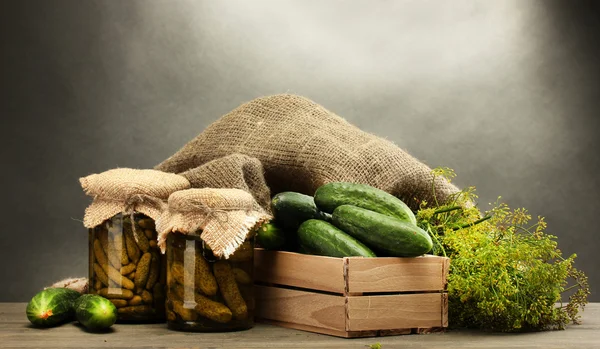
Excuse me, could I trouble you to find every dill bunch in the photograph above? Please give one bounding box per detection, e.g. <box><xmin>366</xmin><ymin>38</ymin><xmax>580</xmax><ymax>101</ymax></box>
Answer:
<box><xmin>416</xmin><ymin>168</ymin><xmax>590</xmax><ymax>332</ymax></box>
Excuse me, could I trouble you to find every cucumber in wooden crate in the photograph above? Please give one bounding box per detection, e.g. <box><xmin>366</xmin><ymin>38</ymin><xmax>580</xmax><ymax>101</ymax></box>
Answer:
<box><xmin>332</xmin><ymin>205</ymin><xmax>432</xmax><ymax>257</ymax></box>
<box><xmin>314</xmin><ymin>182</ymin><xmax>417</xmax><ymax>225</ymax></box>
<box><xmin>256</xmin><ymin>221</ymin><xmax>287</xmax><ymax>250</ymax></box>
<box><xmin>297</xmin><ymin>219</ymin><xmax>376</xmax><ymax>258</ymax></box>
<box><xmin>271</xmin><ymin>192</ymin><xmax>329</xmax><ymax>230</ymax></box>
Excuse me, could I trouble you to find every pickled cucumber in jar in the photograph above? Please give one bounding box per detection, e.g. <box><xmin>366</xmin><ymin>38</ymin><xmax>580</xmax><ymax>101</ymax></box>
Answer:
<box><xmin>166</xmin><ymin>233</ymin><xmax>255</xmax><ymax>332</ymax></box>
<box><xmin>89</xmin><ymin>213</ymin><xmax>166</xmax><ymax>323</ymax></box>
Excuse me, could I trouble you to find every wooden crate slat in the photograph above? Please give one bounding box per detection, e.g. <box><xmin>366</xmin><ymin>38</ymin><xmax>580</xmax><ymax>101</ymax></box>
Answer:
<box><xmin>441</xmin><ymin>293</ymin><xmax>449</xmax><ymax>327</ymax></box>
<box><xmin>254</xmin><ymin>249</ymin><xmax>345</xmax><ymax>293</ymax></box>
<box><xmin>346</xmin><ymin>293</ymin><xmax>445</xmax><ymax>331</ymax></box>
<box><xmin>346</xmin><ymin>255</ymin><xmax>448</xmax><ymax>293</ymax></box>
<box><xmin>254</xmin><ymin>285</ymin><xmax>347</xmax><ymax>332</ymax></box>
<box><xmin>258</xmin><ymin>319</ymin><xmax>378</xmax><ymax>338</ymax></box>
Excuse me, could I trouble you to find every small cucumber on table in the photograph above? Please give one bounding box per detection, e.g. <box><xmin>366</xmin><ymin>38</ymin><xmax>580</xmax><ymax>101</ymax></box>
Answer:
<box><xmin>26</xmin><ymin>288</ymin><xmax>81</xmax><ymax>327</ymax></box>
<box><xmin>297</xmin><ymin>219</ymin><xmax>376</xmax><ymax>258</ymax></box>
<box><xmin>332</xmin><ymin>205</ymin><xmax>432</xmax><ymax>257</ymax></box>
<box><xmin>314</xmin><ymin>182</ymin><xmax>417</xmax><ymax>225</ymax></box>
<box><xmin>271</xmin><ymin>192</ymin><xmax>329</xmax><ymax>230</ymax></box>
<box><xmin>75</xmin><ymin>294</ymin><xmax>117</xmax><ymax>331</ymax></box>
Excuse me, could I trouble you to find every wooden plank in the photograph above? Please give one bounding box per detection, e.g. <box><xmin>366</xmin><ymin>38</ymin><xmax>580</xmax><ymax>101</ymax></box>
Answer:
<box><xmin>346</xmin><ymin>255</ymin><xmax>448</xmax><ymax>293</ymax></box>
<box><xmin>254</xmin><ymin>285</ymin><xmax>347</xmax><ymax>332</ymax></box>
<box><xmin>442</xmin><ymin>257</ymin><xmax>450</xmax><ymax>290</ymax></box>
<box><xmin>441</xmin><ymin>293</ymin><xmax>449</xmax><ymax>327</ymax></box>
<box><xmin>257</xmin><ymin>319</ymin><xmax>356</xmax><ymax>338</ymax></box>
<box><xmin>346</xmin><ymin>293</ymin><xmax>444</xmax><ymax>331</ymax></box>
<box><xmin>379</xmin><ymin>328</ymin><xmax>413</xmax><ymax>336</ymax></box>
<box><xmin>257</xmin><ymin>319</ymin><xmax>379</xmax><ymax>338</ymax></box>
<box><xmin>1</xmin><ymin>303</ymin><xmax>600</xmax><ymax>348</ymax></box>
<box><xmin>254</xmin><ymin>249</ymin><xmax>345</xmax><ymax>293</ymax></box>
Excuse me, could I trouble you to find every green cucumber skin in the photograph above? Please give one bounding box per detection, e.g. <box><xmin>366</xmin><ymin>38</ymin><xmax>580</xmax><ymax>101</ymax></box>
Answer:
<box><xmin>257</xmin><ymin>222</ymin><xmax>287</xmax><ymax>250</ymax></box>
<box><xmin>75</xmin><ymin>294</ymin><xmax>117</xmax><ymax>330</ymax></box>
<box><xmin>297</xmin><ymin>219</ymin><xmax>376</xmax><ymax>258</ymax></box>
<box><xmin>271</xmin><ymin>192</ymin><xmax>329</xmax><ymax>230</ymax></box>
<box><xmin>332</xmin><ymin>205</ymin><xmax>432</xmax><ymax>257</ymax></box>
<box><xmin>26</xmin><ymin>288</ymin><xmax>81</xmax><ymax>327</ymax></box>
<box><xmin>314</xmin><ymin>182</ymin><xmax>417</xmax><ymax>225</ymax></box>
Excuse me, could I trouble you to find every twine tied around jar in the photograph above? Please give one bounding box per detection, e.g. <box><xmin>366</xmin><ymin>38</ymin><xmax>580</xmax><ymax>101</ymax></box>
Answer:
<box><xmin>120</xmin><ymin>194</ymin><xmax>166</xmax><ymax>243</ymax></box>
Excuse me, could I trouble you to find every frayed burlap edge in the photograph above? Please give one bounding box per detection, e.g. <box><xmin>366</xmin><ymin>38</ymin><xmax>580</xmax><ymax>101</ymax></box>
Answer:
<box><xmin>156</xmin><ymin>188</ymin><xmax>272</xmax><ymax>258</ymax></box>
<box><xmin>81</xmin><ymin>197</ymin><xmax>165</xmax><ymax>229</ymax></box>
<box><xmin>79</xmin><ymin>169</ymin><xmax>191</xmax><ymax>228</ymax></box>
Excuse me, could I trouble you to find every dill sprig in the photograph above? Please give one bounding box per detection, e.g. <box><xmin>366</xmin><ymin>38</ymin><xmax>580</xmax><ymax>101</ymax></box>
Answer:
<box><xmin>417</xmin><ymin>168</ymin><xmax>590</xmax><ymax>332</ymax></box>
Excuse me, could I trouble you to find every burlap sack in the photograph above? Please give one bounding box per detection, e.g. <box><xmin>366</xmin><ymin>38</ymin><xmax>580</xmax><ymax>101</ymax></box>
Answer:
<box><xmin>80</xmin><ymin>168</ymin><xmax>191</xmax><ymax>228</ymax></box>
<box><xmin>179</xmin><ymin>154</ymin><xmax>271</xmax><ymax>214</ymax></box>
<box><xmin>156</xmin><ymin>94</ymin><xmax>461</xmax><ymax>209</ymax></box>
<box><xmin>156</xmin><ymin>188</ymin><xmax>272</xmax><ymax>258</ymax></box>
<box><xmin>45</xmin><ymin>277</ymin><xmax>89</xmax><ymax>294</ymax></box>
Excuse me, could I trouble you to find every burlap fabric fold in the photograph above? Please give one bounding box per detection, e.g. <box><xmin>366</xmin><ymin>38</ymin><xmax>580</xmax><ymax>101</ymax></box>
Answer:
<box><xmin>45</xmin><ymin>277</ymin><xmax>89</xmax><ymax>294</ymax></box>
<box><xmin>156</xmin><ymin>188</ymin><xmax>272</xmax><ymax>258</ymax></box>
<box><xmin>179</xmin><ymin>154</ymin><xmax>271</xmax><ymax>214</ymax></box>
<box><xmin>80</xmin><ymin>168</ymin><xmax>191</xmax><ymax>228</ymax></box>
<box><xmin>156</xmin><ymin>94</ymin><xmax>461</xmax><ymax>209</ymax></box>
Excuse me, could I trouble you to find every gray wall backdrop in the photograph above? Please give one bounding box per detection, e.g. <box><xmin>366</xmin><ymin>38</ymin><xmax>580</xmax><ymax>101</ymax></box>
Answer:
<box><xmin>1</xmin><ymin>0</ymin><xmax>598</xmax><ymax>302</ymax></box>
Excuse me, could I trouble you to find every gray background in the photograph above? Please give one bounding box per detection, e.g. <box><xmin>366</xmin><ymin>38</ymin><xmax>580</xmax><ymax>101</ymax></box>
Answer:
<box><xmin>1</xmin><ymin>0</ymin><xmax>598</xmax><ymax>302</ymax></box>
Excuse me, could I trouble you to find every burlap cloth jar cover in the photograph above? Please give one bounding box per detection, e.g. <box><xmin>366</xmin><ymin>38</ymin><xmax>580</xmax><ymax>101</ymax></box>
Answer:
<box><xmin>80</xmin><ymin>168</ymin><xmax>191</xmax><ymax>228</ymax></box>
<box><xmin>156</xmin><ymin>188</ymin><xmax>272</xmax><ymax>259</ymax></box>
<box><xmin>156</xmin><ymin>188</ymin><xmax>273</xmax><ymax>259</ymax></box>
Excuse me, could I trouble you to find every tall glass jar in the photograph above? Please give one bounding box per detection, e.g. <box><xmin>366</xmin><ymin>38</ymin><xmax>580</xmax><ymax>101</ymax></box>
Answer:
<box><xmin>166</xmin><ymin>233</ymin><xmax>255</xmax><ymax>332</ymax></box>
<box><xmin>89</xmin><ymin>212</ymin><xmax>166</xmax><ymax>322</ymax></box>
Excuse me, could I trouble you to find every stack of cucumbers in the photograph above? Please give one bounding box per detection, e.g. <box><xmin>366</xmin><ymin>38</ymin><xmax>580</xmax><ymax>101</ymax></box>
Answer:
<box><xmin>257</xmin><ymin>182</ymin><xmax>433</xmax><ymax>258</ymax></box>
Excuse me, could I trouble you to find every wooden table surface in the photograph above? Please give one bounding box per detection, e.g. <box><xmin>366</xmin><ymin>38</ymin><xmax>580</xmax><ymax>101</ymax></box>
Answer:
<box><xmin>1</xmin><ymin>303</ymin><xmax>598</xmax><ymax>349</ymax></box>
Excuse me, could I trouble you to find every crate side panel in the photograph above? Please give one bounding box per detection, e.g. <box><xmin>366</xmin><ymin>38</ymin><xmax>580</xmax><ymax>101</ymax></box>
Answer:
<box><xmin>254</xmin><ymin>249</ymin><xmax>345</xmax><ymax>293</ymax></box>
<box><xmin>347</xmin><ymin>256</ymin><xmax>448</xmax><ymax>293</ymax></box>
<box><xmin>254</xmin><ymin>285</ymin><xmax>347</xmax><ymax>332</ymax></box>
<box><xmin>347</xmin><ymin>293</ymin><xmax>444</xmax><ymax>331</ymax></box>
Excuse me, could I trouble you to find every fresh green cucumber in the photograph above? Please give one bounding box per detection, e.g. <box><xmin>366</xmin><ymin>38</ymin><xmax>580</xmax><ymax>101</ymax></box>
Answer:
<box><xmin>314</xmin><ymin>182</ymin><xmax>417</xmax><ymax>225</ymax></box>
<box><xmin>297</xmin><ymin>219</ymin><xmax>376</xmax><ymax>258</ymax></box>
<box><xmin>75</xmin><ymin>294</ymin><xmax>117</xmax><ymax>331</ymax></box>
<box><xmin>26</xmin><ymin>288</ymin><xmax>81</xmax><ymax>327</ymax></box>
<box><xmin>332</xmin><ymin>205</ymin><xmax>432</xmax><ymax>257</ymax></box>
<box><xmin>271</xmin><ymin>192</ymin><xmax>329</xmax><ymax>230</ymax></box>
<box><xmin>256</xmin><ymin>221</ymin><xmax>287</xmax><ymax>250</ymax></box>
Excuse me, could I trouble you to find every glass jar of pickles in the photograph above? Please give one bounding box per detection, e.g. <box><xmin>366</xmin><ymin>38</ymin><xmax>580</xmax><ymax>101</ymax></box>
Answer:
<box><xmin>80</xmin><ymin>168</ymin><xmax>192</xmax><ymax>323</ymax></box>
<box><xmin>156</xmin><ymin>187</ymin><xmax>271</xmax><ymax>332</ymax></box>
<box><xmin>166</xmin><ymin>233</ymin><xmax>255</xmax><ymax>331</ymax></box>
<box><xmin>89</xmin><ymin>213</ymin><xmax>166</xmax><ymax>322</ymax></box>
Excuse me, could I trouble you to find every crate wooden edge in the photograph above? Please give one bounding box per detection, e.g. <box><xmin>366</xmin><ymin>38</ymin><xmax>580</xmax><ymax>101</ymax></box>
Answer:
<box><xmin>258</xmin><ymin>319</ymin><xmax>447</xmax><ymax>338</ymax></box>
<box><xmin>254</xmin><ymin>248</ymin><xmax>450</xmax><ymax>294</ymax></box>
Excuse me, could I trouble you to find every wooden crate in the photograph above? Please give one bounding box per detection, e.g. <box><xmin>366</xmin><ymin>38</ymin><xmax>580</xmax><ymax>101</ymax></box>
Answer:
<box><xmin>253</xmin><ymin>248</ymin><xmax>449</xmax><ymax>338</ymax></box>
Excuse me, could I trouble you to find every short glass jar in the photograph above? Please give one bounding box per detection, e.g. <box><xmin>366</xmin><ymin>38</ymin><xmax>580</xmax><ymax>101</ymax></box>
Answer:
<box><xmin>88</xmin><ymin>213</ymin><xmax>166</xmax><ymax>322</ymax></box>
<box><xmin>166</xmin><ymin>233</ymin><xmax>255</xmax><ymax>331</ymax></box>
